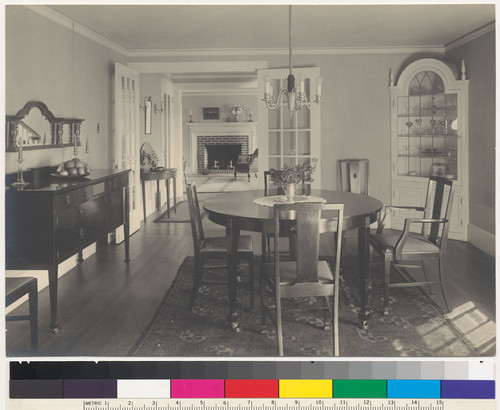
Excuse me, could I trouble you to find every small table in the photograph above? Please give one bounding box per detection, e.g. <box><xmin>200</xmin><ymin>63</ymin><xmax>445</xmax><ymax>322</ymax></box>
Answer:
<box><xmin>141</xmin><ymin>168</ymin><xmax>177</xmax><ymax>221</ymax></box>
<box><xmin>203</xmin><ymin>189</ymin><xmax>383</xmax><ymax>331</ymax></box>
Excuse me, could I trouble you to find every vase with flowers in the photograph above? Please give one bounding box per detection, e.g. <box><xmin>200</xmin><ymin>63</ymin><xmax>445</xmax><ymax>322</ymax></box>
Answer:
<box><xmin>231</xmin><ymin>104</ymin><xmax>244</xmax><ymax>122</ymax></box>
<box><xmin>270</xmin><ymin>160</ymin><xmax>316</xmax><ymax>201</ymax></box>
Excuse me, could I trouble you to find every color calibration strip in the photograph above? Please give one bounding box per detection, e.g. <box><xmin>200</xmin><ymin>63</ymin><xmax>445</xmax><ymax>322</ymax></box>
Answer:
<box><xmin>9</xmin><ymin>378</ymin><xmax>495</xmax><ymax>399</ymax></box>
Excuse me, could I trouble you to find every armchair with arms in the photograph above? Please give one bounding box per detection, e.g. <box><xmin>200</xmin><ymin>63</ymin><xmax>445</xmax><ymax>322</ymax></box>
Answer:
<box><xmin>369</xmin><ymin>175</ymin><xmax>454</xmax><ymax>315</ymax></box>
<box><xmin>233</xmin><ymin>149</ymin><xmax>258</xmax><ymax>182</ymax></box>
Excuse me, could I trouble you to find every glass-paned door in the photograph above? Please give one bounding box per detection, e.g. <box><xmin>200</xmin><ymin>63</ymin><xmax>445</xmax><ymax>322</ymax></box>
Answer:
<box><xmin>257</xmin><ymin>67</ymin><xmax>321</xmax><ymax>188</ymax></box>
<box><xmin>114</xmin><ymin>62</ymin><xmax>141</xmax><ymax>238</ymax></box>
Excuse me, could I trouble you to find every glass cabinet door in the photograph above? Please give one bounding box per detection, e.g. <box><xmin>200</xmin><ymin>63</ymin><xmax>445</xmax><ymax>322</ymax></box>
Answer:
<box><xmin>396</xmin><ymin>71</ymin><xmax>458</xmax><ymax>180</ymax></box>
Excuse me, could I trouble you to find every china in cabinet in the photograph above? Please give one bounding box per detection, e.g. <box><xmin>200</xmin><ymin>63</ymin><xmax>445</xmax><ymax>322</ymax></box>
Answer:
<box><xmin>390</xmin><ymin>58</ymin><xmax>468</xmax><ymax>240</ymax></box>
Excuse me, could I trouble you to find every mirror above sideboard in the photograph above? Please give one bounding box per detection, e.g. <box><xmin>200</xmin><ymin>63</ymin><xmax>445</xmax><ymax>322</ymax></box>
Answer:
<box><xmin>6</xmin><ymin>101</ymin><xmax>84</xmax><ymax>152</ymax></box>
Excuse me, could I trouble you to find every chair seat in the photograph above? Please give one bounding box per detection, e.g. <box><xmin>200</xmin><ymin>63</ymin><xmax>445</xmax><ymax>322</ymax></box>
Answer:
<box><xmin>370</xmin><ymin>229</ymin><xmax>440</xmax><ymax>256</ymax></box>
<box><xmin>201</xmin><ymin>235</ymin><xmax>253</xmax><ymax>254</ymax></box>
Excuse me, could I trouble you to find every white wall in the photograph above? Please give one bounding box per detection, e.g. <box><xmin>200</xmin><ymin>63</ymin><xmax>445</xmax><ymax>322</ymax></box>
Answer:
<box><xmin>6</xmin><ymin>6</ymin><xmax>127</xmax><ymax>173</ymax></box>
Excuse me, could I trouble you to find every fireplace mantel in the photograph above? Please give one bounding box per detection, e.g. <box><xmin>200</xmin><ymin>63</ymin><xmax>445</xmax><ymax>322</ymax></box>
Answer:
<box><xmin>187</xmin><ymin>122</ymin><xmax>258</xmax><ymax>174</ymax></box>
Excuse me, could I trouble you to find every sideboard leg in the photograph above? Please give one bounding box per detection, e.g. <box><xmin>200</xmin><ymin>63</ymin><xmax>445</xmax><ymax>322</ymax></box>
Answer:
<box><xmin>124</xmin><ymin>185</ymin><xmax>131</xmax><ymax>263</ymax></box>
<box><xmin>48</xmin><ymin>267</ymin><xmax>59</xmax><ymax>334</ymax></box>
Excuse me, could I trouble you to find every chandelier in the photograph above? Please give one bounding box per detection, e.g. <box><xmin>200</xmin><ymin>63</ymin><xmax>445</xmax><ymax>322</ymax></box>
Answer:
<box><xmin>263</xmin><ymin>5</ymin><xmax>323</xmax><ymax>113</ymax></box>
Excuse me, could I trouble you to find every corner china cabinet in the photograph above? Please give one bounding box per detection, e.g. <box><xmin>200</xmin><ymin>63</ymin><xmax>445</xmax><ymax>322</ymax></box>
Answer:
<box><xmin>390</xmin><ymin>58</ymin><xmax>468</xmax><ymax>240</ymax></box>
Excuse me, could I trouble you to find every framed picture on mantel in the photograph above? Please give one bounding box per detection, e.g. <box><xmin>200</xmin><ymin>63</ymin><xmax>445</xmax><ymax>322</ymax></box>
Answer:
<box><xmin>203</xmin><ymin>107</ymin><xmax>220</xmax><ymax>120</ymax></box>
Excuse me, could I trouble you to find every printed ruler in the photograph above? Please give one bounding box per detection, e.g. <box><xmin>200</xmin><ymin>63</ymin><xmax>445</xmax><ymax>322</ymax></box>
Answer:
<box><xmin>6</xmin><ymin>398</ymin><xmax>496</xmax><ymax>410</ymax></box>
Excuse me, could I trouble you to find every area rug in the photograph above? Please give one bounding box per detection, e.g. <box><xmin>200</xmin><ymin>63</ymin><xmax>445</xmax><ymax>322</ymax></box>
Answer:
<box><xmin>186</xmin><ymin>174</ymin><xmax>260</xmax><ymax>193</ymax></box>
<box><xmin>130</xmin><ymin>255</ymin><xmax>480</xmax><ymax>357</ymax></box>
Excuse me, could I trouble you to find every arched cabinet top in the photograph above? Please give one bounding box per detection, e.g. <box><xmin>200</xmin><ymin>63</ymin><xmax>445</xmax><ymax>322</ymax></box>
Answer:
<box><xmin>394</xmin><ymin>58</ymin><xmax>468</xmax><ymax>91</ymax></box>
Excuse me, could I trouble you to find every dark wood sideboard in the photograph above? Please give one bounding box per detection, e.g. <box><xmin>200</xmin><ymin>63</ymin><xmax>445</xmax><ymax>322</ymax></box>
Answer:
<box><xmin>5</xmin><ymin>168</ymin><xmax>131</xmax><ymax>333</ymax></box>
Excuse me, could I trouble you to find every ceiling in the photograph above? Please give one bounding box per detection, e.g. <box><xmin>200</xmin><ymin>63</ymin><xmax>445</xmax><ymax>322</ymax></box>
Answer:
<box><xmin>46</xmin><ymin>4</ymin><xmax>495</xmax><ymax>51</ymax></box>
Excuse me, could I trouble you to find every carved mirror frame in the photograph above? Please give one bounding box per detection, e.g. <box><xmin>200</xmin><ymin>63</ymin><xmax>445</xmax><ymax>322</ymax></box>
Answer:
<box><xmin>6</xmin><ymin>101</ymin><xmax>84</xmax><ymax>152</ymax></box>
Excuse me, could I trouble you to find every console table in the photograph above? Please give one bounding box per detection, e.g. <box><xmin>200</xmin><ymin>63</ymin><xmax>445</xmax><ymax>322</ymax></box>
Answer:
<box><xmin>5</xmin><ymin>169</ymin><xmax>131</xmax><ymax>333</ymax></box>
<box><xmin>141</xmin><ymin>168</ymin><xmax>177</xmax><ymax>221</ymax></box>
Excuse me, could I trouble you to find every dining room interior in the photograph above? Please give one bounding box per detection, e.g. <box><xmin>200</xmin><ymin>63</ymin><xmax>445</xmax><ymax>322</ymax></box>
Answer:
<box><xmin>4</xmin><ymin>3</ymin><xmax>496</xmax><ymax>358</ymax></box>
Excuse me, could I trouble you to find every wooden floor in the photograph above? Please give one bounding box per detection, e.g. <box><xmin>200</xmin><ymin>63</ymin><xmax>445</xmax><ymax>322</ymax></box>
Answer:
<box><xmin>5</xmin><ymin>185</ymin><xmax>496</xmax><ymax>357</ymax></box>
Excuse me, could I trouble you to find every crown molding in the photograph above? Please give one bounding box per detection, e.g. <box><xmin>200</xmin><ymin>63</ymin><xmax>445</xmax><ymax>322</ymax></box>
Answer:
<box><xmin>128</xmin><ymin>46</ymin><xmax>445</xmax><ymax>58</ymax></box>
<box><xmin>445</xmin><ymin>21</ymin><xmax>495</xmax><ymax>52</ymax></box>
<box><xmin>24</xmin><ymin>5</ymin><xmax>127</xmax><ymax>55</ymax></box>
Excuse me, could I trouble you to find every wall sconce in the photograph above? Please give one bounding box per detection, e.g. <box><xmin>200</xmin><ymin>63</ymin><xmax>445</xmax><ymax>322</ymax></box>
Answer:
<box><xmin>139</xmin><ymin>97</ymin><xmax>152</xmax><ymax>134</ymax></box>
<box><xmin>154</xmin><ymin>102</ymin><xmax>164</xmax><ymax>115</ymax></box>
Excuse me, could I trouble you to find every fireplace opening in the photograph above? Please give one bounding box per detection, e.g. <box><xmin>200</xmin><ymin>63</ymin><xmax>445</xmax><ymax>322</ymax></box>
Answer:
<box><xmin>205</xmin><ymin>144</ymin><xmax>242</xmax><ymax>170</ymax></box>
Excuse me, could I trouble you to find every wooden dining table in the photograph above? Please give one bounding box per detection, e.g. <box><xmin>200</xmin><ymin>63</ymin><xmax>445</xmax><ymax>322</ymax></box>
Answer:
<box><xmin>203</xmin><ymin>189</ymin><xmax>383</xmax><ymax>331</ymax></box>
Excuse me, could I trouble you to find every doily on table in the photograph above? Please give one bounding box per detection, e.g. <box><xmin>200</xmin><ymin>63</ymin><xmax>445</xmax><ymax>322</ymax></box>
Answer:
<box><xmin>253</xmin><ymin>195</ymin><xmax>326</xmax><ymax>207</ymax></box>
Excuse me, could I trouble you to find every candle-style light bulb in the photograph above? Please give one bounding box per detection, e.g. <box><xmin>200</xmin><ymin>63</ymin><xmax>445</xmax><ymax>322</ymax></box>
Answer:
<box><xmin>315</xmin><ymin>77</ymin><xmax>323</xmax><ymax>99</ymax></box>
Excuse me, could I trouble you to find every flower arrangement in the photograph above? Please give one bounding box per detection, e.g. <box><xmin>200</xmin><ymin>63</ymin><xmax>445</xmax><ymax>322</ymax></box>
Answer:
<box><xmin>270</xmin><ymin>159</ymin><xmax>317</xmax><ymax>192</ymax></box>
<box><xmin>143</xmin><ymin>150</ymin><xmax>160</xmax><ymax>170</ymax></box>
<box><xmin>231</xmin><ymin>104</ymin><xmax>244</xmax><ymax>117</ymax></box>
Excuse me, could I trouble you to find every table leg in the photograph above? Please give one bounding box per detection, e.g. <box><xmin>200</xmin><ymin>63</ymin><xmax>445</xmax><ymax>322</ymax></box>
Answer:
<box><xmin>166</xmin><ymin>178</ymin><xmax>171</xmax><ymax>218</ymax></box>
<box><xmin>141</xmin><ymin>180</ymin><xmax>147</xmax><ymax>223</ymax></box>
<box><xmin>156</xmin><ymin>180</ymin><xmax>161</xmax><ymax>211</ymax></box>
<box><xmin>48</xmin><ymin>266</ymin><xmax>59</xmax><ymax>334</ymax></box>
<box><xmin>357</xmin><ymin>215</ymin><xmax>371</xmax><ymax>329</ymax></box>
<box><xmin>227</xmin><ymin>216</ymin><xmax>241</xmax><ymax>332</ymax></box>
<box><xmin>173</xmin><ymin>176</ymin><xmax>177</xmax><ymax>213</ymax></box>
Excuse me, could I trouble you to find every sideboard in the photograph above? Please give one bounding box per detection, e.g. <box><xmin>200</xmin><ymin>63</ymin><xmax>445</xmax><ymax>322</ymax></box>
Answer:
<box><xmin>5</xmin><ymin>169</ymin><xmax>131</xmax><ymax>333</ymax></box>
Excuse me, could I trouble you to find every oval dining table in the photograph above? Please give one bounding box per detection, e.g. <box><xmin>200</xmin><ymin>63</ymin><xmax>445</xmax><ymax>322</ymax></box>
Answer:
<box><xmin>203</xmin><ymin>189</ymin><xmax>383</xmax><ymax>332</ymax></box>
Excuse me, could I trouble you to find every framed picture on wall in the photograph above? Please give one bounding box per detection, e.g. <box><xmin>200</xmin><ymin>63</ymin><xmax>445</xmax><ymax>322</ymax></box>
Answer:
<box><xmin>203</xmin><ymin>107</ymin><xmax>220</xmax><ymax>120</ymax></box>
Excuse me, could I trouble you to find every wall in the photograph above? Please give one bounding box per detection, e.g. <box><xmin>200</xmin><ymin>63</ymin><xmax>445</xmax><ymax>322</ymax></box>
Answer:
<box><xmin>5</xmin><ymin>6</ymin><xmax>127</xmax><ymax>173</ymax></box>
<box><xmin>446</xmin><ymin>31</ymin><xmax>496</xmax><ymax>236</ymax></box>
<box><xmin>182</xmin><ymin>94</ymin><xmax>257</xmax><ymax>171</ymax></box>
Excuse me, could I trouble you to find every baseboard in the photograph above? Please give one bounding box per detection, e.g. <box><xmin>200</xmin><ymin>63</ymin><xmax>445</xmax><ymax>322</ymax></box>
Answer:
<box><xmin>5</xmin><ymin>243</ymin><xmax>97</xmax><ymax>313</ymax></box>
<box><xmin>468</xmin><ymin>223</ymin><xmax>495</xmax><ymax>257</ymax></box>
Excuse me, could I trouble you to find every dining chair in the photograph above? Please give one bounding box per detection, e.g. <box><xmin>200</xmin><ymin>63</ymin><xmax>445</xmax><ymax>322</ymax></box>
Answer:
<box><xmin>260</xmin><ymin>202</ymin><xmax>344</xmax><ymax>356</ymax></box>
<box><xmin>338</xmin><ymin>159</ymin><xmax>369</xmax><ymax>195</ymax></box>
<box><xmin>369</xmin><ymin>175</ymin><xmax>454</xmax><ymax>315</ymax></box>
<box><xmin>186</xmin><ymin>183</ymin><xmax>254</xmax><ymax>310</ymax></box>
<box><xmin>329</xmin><ymin>159</ymin><xmax>370</xmax><ymax>272</ymax></box>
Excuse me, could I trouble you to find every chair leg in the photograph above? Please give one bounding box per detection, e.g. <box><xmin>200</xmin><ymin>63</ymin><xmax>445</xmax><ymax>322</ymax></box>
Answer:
<box><xmin>422</xmin><ymin>260</ymin><xmax>433</xmax><ymax>295</ymax></box>
<box><xmin>248</xmin><ymin>255</ymin><xmax>255</xmax><ymax>311</ymax></box>
<box><xmin>189</xmin><ymin>257</ymin><xmax>204</xmax><ymax>310</ymax></box>
<box><xmin>322</xmin><ymin>297</ymin><xmax>331</xmax><ymax>330</ymax></box>
<box><xmin>332</xmin><ymin>294</ymin><xmax>339</xmax><ymax>357</ymax></box>
<box><xmin>383</xmin><ymin>253</ymin><xmax>391</xmax><ymax>316</ymax></box>
<box><xmin>28</xmin><ymin>280</ymin><xmax>38</xmax><ymax>352</ymax></box>
<box><xmin>276</xmin><ymin>294</ymin><xmax>284</xmax><ymax>356</ymax></box>
<box><xmin>259</xmin><ymin>268</ymin><xmax>267</xmax><ymax>333</ymax></box>
<box><xmin>438</xmin><ymin>258</ymin><xmax>450</xmax><ymax>313</ymax></box>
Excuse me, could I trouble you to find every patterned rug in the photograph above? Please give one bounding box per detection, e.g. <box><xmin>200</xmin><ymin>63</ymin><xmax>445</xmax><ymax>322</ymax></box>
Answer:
<box><xmin>130</xmin><ymin>256</ymin><xmax>480</xmax><ymax>357</ymax></box>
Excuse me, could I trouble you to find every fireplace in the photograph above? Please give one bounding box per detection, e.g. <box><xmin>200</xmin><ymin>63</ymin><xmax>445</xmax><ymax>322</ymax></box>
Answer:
<box><xmin>206</xmin><ymin>144</ymin><xmax>242</xmax><ymax>171</ymax></box>
<box><xmin>196</xmin><ymin>135</ymin><xmax>249</xmax><ymax>174</ymax></box>
<box><xmin>187</xmin><ymin>122</ymin><xmax>257</xmax><ymax>174</ymax></box>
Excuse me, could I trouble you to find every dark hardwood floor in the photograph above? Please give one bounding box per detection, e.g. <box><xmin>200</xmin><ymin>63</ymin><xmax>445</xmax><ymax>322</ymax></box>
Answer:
<box><xmin>5</xmin><ymin>197</ymin><xmax>496</xmax><ymax>357</ymax></box>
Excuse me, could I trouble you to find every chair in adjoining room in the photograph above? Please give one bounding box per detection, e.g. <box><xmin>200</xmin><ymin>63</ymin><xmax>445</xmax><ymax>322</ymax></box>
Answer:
<box><xmin>6</xmin><ymin>277</ymin><xmax>38</xmax><ymax>352</ymax></box>
<box><xmin>260</xmin><ymin>202</ymin><xmax>344</xmax><ymax>356</ymax></box>
<box><xmin>369</xmin><ymin>175</ymin><xmax>454</xmax><ymax>315</ymax></box>
<box><xmin>186</xmin><ymin>183</ymin><xmax>254</xmax><ymax>310</ymax></box>
<box><xmin>233</xmin><ymin>148</ymin><xmax>258</xmax><ymax>182</ymax></box>
<box><xmin>328</xmin><ymin>159</ymin><xmax>370</xmax><ymax>269</ymax></box>
<box><xmin>338</xmin><ymin>159</ymin><xmax>370</xmax><ymax>195</ymax></box>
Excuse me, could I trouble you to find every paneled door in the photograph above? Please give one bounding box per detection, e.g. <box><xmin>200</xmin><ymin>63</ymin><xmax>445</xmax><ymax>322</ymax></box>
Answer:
<box><xmin>257</xmin><ymin>67</ymin><xmax>322</xmax><ymax>189</ymax></box>
<box><xmin>114</xmin><ymin>62</ymin><xmax>141</xmax><ymax>239</ymax></box>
